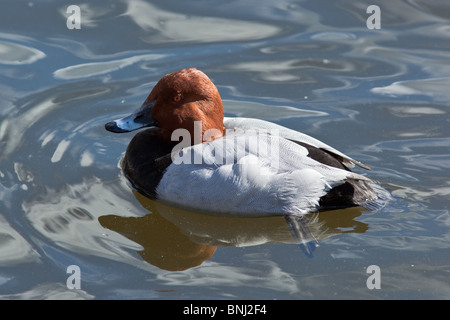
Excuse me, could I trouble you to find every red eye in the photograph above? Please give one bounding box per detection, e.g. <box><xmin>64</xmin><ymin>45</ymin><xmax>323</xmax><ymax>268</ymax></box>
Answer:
<box><xmin>173</xmin><ymin>95</ymin><xmax>181</xmax><ymax>102</ymax></box>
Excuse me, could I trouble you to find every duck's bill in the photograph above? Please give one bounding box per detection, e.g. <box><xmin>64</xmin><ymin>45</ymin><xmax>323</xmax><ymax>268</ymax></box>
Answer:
<box><xmin>105</xmin><ymin>100</ymin><xmax>157</xmax><ymax>133</ymax></box>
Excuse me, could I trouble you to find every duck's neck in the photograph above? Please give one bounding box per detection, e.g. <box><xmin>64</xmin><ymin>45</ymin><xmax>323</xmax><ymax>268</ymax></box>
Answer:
<box><xmin>190</xmin><ymin>120</ymin><xmax>224</xmax><ymax>145</ymax></box>
<box><xmin>162</xmin><ymin>120</ymin><xmax>225</xmax><ymax>147</ymax></box>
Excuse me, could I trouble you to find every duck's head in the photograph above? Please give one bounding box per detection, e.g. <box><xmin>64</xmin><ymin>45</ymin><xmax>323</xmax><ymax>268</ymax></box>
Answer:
<box><xmin>105</xmin><ymin>68</ymin><xmax>225</xmax><ymax>144</ymax></box>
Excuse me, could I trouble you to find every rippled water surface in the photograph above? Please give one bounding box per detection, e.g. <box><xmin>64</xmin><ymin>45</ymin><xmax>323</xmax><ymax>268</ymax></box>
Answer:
<box><xmin>1</xmin><ymin>0</ymin><xmax>449</xmax><ymax>299</ymax></box>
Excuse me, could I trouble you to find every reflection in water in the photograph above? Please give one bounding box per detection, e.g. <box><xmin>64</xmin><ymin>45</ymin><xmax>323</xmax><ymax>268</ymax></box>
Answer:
<box><xmin>0</xmin><ymin>283</ymin><xmax>94</xmax><ymax>300</ymax></box>
<box><xmin>372</xmin><ymin>77</ymin><xmax>450</xmax><ymax>100</ymax></box>
<box><xmin>223</xmin><ymin>100</ymin><xmax>327</xmax><ymax>120</ymax></box>
<box><xmin>0</xmin><ymin>214</ymin><xmax>40</xmax><ymax>266</ymax></box>
<box><xmin>53</xmin><ymin>54</ymin><xmax>167</xmax><ymax>80</ymax></box>
<box><xmin>124</xmin><ymin>0</ymin><xmax>280</xmax><ymax>43</ymax></box>
<box><xmin>99</xmin><ymin>190</ymin><xmax>368</xmax><ymax>271</ymax></box>
<box><xmin>0</xmin><ymin>38</ymin><xmax>46</xmax><ymax>65</ymax></box>
<box><xmin>100</xmin><ymin>206</ymin><xmax>217</xmax><ymax>272</ymax></box>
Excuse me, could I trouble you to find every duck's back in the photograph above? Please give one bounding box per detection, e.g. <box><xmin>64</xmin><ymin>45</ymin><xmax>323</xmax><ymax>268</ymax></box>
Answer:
<box><xmin>154</xmin><ymin>129</ymin><xmax>379</xmax><ymax>215</ymax></box>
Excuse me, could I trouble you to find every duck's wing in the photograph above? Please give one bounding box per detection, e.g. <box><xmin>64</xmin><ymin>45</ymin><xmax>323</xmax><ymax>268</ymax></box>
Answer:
<box><xmin>155</xmin><ymin>131</ymin><xmax>370</xmax><ymax>215</ymax></box>
<box><xmin>224</xmin><ymin>117</ymin><xmax>371</xmax><ymax>171</ymax></box>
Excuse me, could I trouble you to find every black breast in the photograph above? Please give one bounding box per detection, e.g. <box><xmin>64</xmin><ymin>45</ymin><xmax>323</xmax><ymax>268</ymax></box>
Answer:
<box><xmin>122</xmin><ymin>128</ymin><xmax>174</xmax><ymax>198</ymax></box>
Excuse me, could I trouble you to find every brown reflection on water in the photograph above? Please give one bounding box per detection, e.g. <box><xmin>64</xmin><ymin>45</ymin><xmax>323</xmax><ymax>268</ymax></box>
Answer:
<box><xmin>99</xmin><ymin>190</ymin><xmax>368</xmax><ymax>271</ymax></box>
<box><xmin>99</xmin><ymin>206</ymin><xmax>217</xmax><ymax>272</ymax></box>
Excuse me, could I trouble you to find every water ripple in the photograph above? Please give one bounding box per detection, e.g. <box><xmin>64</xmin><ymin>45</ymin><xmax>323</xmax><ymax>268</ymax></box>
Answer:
<box><xmin>0</xmin><ymin>36</ymin><xmax>46</xmax><ymax>65</ymax></box>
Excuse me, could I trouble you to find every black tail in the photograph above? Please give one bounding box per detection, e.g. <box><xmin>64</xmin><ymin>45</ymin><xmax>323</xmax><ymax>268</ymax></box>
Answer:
<box><xmin>319</xmin><ymin>179</ymin><xmax>392</xmax><ymax>211</ymax></box>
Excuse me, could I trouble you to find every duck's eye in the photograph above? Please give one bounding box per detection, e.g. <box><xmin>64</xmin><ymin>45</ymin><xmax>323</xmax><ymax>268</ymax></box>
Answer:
<box><xmin>173</xmin><ymin>95</ymin><xmax>182</xmax><ymax>102</ymax></box>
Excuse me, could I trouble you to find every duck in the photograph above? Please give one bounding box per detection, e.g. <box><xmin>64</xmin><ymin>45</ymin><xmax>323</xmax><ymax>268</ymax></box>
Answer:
<box><xmin>105</xmin><ymin>68</ymin><xmax>390</xmax><ymax>216</ymax></box>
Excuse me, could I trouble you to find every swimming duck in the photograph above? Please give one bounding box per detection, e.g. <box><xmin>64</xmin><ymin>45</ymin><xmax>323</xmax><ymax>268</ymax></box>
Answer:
<box><xmin>105</xmin><ymin>68</ymin><xmax>389</xmax><ymax>215</ymax></box>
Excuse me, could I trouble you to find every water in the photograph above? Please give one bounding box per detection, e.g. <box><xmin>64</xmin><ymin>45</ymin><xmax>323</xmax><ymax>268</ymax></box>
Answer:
<box><xmin>0</xmin><ymin>0</ymin><xmax>449</xmax><ymax>299</ymax></box>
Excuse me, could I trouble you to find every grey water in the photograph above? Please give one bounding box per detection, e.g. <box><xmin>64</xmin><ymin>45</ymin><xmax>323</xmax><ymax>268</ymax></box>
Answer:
<box><xmin>0</xmin><ymin>0</ymin><xmax>449</xmax><ymax>299</ymax></box>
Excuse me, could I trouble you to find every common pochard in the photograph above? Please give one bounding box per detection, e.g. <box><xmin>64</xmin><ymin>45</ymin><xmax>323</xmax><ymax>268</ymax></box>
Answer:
<box><xmin>105</xmin><ymin>68</ymin><xmax>390</xmax><ymax>216</ymax></box>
